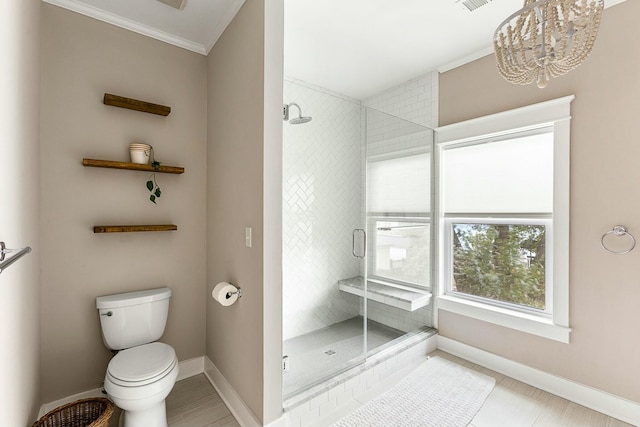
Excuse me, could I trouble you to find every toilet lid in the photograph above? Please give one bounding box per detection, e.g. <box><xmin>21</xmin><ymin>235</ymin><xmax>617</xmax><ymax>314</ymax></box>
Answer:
<box><xmin>108</xmin><ymin>342</ymin><xmax>176</xmax><ymax>385</ymax></box>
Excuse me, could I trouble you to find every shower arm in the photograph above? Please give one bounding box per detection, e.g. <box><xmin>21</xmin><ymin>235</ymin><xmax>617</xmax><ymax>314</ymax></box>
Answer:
<box><xmin>284</xmin><ymin>103</ymin><xmax>302</xmax><ymax>120</ymax></box>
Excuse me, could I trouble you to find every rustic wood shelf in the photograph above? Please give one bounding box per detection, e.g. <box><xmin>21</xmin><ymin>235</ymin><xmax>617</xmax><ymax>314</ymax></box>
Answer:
<box><xmin>82</xmin><ymin>158</ymin><xmax>184</xmax><ymax>174</ymax></box>
<box><xmin>93</xmin><ymin>225</ymin><xmax>178</xmax><ymax>233</ymax></box>
<box><xmin>103</xmin><ymin>93</ymin><xmax>171</xmax><ymax>116</ymax></box>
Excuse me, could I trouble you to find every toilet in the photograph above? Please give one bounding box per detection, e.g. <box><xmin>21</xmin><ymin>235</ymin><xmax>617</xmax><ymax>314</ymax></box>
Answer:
<box><xmin>96</xmin><ymin>287</ymin><xmax>179</xmax><ymax>427</ymax></box>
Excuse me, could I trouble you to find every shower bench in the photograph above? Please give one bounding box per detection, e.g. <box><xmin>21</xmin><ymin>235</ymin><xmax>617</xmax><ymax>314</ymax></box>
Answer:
<box><xmin>338</xmin><ymin>276</ymin><xmax>431</xmax><ymax>311</ymax></box>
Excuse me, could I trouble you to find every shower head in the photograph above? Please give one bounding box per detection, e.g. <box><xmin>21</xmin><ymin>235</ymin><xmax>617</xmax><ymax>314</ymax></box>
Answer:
<box><xmin>289</xmin><ymin>116</ymin><xmax>312</xmax><ymax>125</ymax></box>
<box><xmin>283</xmin><ymin>102</ymin><xmax>312</xmax><ymax>125</ymax></box>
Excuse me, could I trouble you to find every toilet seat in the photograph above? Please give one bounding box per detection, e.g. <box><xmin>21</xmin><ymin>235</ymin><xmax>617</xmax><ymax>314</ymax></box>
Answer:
<box><xmin>107</xmin><ymin>342</ymin><xmax>177</xmax><ymax>387</ymax></box>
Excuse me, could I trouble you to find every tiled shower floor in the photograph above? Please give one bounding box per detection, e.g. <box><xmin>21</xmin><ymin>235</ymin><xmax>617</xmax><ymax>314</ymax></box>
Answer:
<box><xmin>283</xmin><ymin>316</ymin><xmax>404</xmax><ymax>398</ymax></box>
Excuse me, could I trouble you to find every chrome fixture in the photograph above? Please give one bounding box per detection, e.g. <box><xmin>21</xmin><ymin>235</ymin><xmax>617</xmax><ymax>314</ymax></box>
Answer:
<box><xmin>283</xmin><ymin>102</ymin><xmax>312</xmax><ymax>124</ymax></box>
<box><xmin>0</xmin><ymin>241</ymin><xmax>32</xmax><ymax>274</ymax></box>
<box><xmin>601</xmin><ymin>225</ymin><xmax>636</xmax><ymax>255</ymax></box>
<box><xmin>352</xmin><ymin>229</ymin><xmax>366</xmax><ymax>259</ymax></box>
<box><xmin>493</xmin><ymin>0</ymin><xmax>604</xmax><ymax>88</ymax></box>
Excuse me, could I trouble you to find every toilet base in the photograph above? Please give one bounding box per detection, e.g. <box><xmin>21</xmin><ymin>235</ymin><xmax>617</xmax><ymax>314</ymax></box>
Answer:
<box><xmin>118</xmin><ymin>401</ymin><xmax>167</xmax><ymax>427</ymax></box>
<box><xmin>104</xmin><ymin>347</ymin><xmax>178</xmax><ymax>427</ymax></box>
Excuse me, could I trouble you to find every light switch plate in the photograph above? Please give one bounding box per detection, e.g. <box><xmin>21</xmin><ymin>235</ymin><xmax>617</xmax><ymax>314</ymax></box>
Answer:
<box><xmin>245</xmin><ymin>227</ymin><xmax>252</xmax><ymax>248</ymax></box>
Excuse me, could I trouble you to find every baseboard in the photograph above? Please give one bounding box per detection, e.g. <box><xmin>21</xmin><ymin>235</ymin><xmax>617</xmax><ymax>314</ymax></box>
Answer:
<box><xmin>176</xmin><ymin>355</ymin><xmax>205</xmax><ymax>382</ymax></box>
<box><xmin>38</xmin><ymin>387</ymin><xmax>106</xmax><ymax>418</ymax></box>
<box><xmin>437</xmin><ymin>336</ymin><xmax>640</xmax><ymax>426</ymax></box>
<box><xmin>203</xmin><ymin>356</ymin><xmax>263</xmax><ymax>427</ymax></box>
<box><xmin>37</xmin><ymin>356</ymin><xmax>205</xmax><ymax>418</ymax></box>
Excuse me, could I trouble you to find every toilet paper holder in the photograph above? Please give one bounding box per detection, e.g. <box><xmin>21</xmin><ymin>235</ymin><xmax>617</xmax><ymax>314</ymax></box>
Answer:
<box><xmin>212</xmin><ymin>281</ymin><xmax>242</xmax><ymax>307</ymax></box>
<box><xmin>226</xmin><ymin>288</ymin><xmax>242</xmax><ymax>299</ymax></box>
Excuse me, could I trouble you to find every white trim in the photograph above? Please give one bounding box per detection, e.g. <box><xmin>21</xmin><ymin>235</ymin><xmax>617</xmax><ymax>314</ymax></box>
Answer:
<box><xmin>263</xmin><ymin>0</ymin><xmax>285</xmax><ymax>424</ymax></box>
<box><xmin>176</xmin><ymin>355</ymin><xmax>205</xmax><ymax>382</ymax></box>
<box><xmin>552</xmin><ymin>117</ymin><xmax>571</xmax><ymax>327</ymax></box>
<box><xmin>435</xmin><ymin>95</ymin><xmax>575</xmax><ymax>144</ymax></box>
<box><xmin>203</xmin><ymin>0</ymin><xmax>246</xmax><ymax>54</ymax></box>
<box><xmin>203</xmin><ymin>356</ymin><xmax>262</xmax><ymax>427</ymax></box>
<box><xmin>434</xmin><ymin>95</ymin><xmax>574</xmax><ymax>342</ymax></box>
<box><xmin>437</xmin><ymin>296</ymin><xmax>571</xmax><ymax>343</ymax></box>
<box><xmin>37</xmin><ymin>356</ymin><xmax>205</xmax><ymax>418</ymax></box>
<box><xmin>38</xmin><ymin>387</ymin><xmax>105</xmax><ymax>418</ymax></box>
<box><xmin>437</xmin><ymin>336</ymin><xmax>640</xmax><ymax>426</ymax></box>
<box><xmin>42</xmin><ymin>0</ymin><xmax>207</xmax><ymax>55</ymax></box>
<box><xmin>437</xmin><ymin>46</ymin><xmax>495</xmax><ymax>73</ymax></box>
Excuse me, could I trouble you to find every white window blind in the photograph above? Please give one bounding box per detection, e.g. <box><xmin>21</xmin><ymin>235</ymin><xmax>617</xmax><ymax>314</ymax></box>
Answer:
<box><xmin>367</xmin><ymin>152</ymin><xmax>430</xmax><ymax>214</ymax></box>
<box><xmin>442</xmin><ymin>130</ymin><xmax>553</xmax><ymax>214</ymax></box>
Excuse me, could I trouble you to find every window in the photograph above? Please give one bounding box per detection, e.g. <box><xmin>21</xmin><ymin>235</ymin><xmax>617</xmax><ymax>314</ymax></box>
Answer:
<box><xmin>451</xmin><ymin>221</ymin><xmax>549</xmax><ymax>311</ymax></box>
<box><xmin>435</xmin><ymin>96</ymin><xmax>573</xmax><ymax>343</ymax></box>
<box><xmin>367</xmin><ymin>151</ymin><xmax>431</xmax><ymax>289</ymax></box>
<box><xmin>370</xmin><ymin>219</ymin><xmax>430</xmax><ymax>287</ymax></box>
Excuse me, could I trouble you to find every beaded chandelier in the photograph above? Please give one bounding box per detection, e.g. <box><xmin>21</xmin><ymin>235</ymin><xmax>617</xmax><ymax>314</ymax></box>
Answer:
<box><xmin>493</xmin><ymin>0</ymin><xmax>604</xmax><ymax>88</ymax></box>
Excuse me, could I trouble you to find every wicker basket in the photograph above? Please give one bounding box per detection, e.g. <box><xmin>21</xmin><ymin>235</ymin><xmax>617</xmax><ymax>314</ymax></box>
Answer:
<box><xmin>32</xmin><ymin>398</ymin><xmax>114</xmax><ymax>427</ymax></box>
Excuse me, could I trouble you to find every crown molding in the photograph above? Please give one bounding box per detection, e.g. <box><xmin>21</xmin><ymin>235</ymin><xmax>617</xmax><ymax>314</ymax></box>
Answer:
<box><xmin>437</xmin><ymin>46</ymin><xmax>494</xmax><ymax>73</ymax></box>
<box><xmin>42</xmin><ymin>0</ymin><xmax>207</xmax><ymax>55</ymax></box>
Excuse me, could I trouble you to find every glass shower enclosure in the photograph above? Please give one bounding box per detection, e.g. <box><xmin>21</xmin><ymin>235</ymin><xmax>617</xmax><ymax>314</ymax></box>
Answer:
<box><xmin>282</xmin><ymin>85</ymin><xmax>434</xmax><ymax>399</ymax></box>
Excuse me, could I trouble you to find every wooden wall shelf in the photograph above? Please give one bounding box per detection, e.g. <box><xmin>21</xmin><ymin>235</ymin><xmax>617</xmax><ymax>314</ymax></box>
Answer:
<box><xmin>83</xmin><ymin>158</ymin><xmax>184</xmax><ymax>174</ymax></box>
<box><xmin>103</xmin><ymin>93</ymin><xmax>171</xmax><ymax>116</ymax></box>
<box><xmin>94</xmin><ymin>225</ymin><xmax>178</xmax><ymax>233</ymax></box>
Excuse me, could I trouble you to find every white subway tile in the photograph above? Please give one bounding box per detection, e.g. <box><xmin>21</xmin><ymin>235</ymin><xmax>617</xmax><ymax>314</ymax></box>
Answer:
<box><xmin>318</xmin><ymin>395</ymin><xmax>338</xmax><ymax>416</ymax></box>
<box><xmin>300</xmin><ymin>407</ymin><xmax>321</xmax><ymax>427</ymax></box>
<box><xmin>308</xmin><ymin>392</ymin><xmax>329</xmax><ymax>411</ymax></box>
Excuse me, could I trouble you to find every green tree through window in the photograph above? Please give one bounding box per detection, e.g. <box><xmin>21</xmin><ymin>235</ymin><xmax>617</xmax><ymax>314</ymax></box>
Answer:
<box><xmin>452</xmin><ymin>224</ymin><xmax>546</xmax><ymax>310</ymax></box>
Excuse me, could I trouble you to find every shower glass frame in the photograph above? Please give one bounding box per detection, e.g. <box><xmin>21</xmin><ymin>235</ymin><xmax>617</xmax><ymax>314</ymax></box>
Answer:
<box><xmin>281</xmin><ymin>103</ymin><xmax>434</xmax><ymax>400</ymax></box>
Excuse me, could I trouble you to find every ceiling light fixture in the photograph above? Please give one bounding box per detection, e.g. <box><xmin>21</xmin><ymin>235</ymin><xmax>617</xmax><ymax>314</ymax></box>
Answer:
<box><xmin>493</xmin><ymin>0</ymin><xmax>604</xmax><ymax>88</ymax></box>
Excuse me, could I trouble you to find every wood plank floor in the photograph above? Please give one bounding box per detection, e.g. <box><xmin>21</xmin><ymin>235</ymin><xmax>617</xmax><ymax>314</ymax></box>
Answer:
<box><xmin>108</xmin><ymin>352</ymin><xmax>633</xmax><ymax>427</ymax></box>
<box><xmin>431</xmin><ymin>351</ymin><xmax>633</xmax><ymax>427</ymax></box>
<box><xmin>107</xmin><ymin>374</ymin><xmax>240</xmax><ymax>427</ymax></box>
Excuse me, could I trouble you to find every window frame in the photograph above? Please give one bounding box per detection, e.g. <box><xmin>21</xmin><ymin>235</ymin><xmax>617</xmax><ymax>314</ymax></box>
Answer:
<box><xmin>444</xmin><ymin>216</ymin><xmax>553</xmax><ymax>315</ymax></box>
<box><xmin>366</xmin><ymin>147</ymin><xmax>433</xmax><ymax>291</ymax></box>
<box><xmin>367</xmin><ymin>215</ymin><xmax>431</xmax><ymax>290</ymax></box>
<box><xmin>434</xmin><ymin>96</ymin><xmax>574</xmax><ymax>343</ymax></box>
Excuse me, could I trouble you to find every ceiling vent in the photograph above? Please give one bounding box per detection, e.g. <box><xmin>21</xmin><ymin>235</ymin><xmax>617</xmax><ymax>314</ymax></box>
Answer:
<box><xmin>156</xmin><ymin>0</ymin><xmax>187</xmax><ymax>10</ymax></box>
<box><xmin>455</xmin><ymin>0</ymin><xmax>493</xmax><ymax>12</ymax></box>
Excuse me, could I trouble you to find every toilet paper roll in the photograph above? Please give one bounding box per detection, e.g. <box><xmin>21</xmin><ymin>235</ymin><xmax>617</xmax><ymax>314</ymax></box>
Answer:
<box><xmin>212</xmin><ymin>282</ymin><xmax>240</xmax><ymax>307</ymax></box>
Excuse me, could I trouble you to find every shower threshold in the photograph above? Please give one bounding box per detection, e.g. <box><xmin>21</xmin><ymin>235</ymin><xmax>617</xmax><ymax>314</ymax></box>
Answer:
<box><xmin>283</xmin><ymin>319</ymin><xmax>437</xmax><ymax>408</ymax></box>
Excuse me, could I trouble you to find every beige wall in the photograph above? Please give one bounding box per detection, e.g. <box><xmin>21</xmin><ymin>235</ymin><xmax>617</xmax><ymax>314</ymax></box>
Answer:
<box><xmin>0</xmin><ymin>0</ymin><xmax>42</xmax><ymax>424</ymax></box>
<box><xmin>39</xmin><ymin>4</ymin><xmax>207</xmax><ymax>403</ymax></box>
<box><xmin>206</xmin><ymin>0</ymin><xmax>283</xmax><ymax>423</ymax></box>
<box><xmin>438</xmin><ymin>1</ymin><xmax>640</xmax><ymax>402</ymax></box>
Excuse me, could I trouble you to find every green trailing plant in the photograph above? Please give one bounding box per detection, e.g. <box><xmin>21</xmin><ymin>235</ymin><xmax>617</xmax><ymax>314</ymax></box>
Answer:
<box><xmin>146</xmin><ymin>148</ymin><xmax>162</xmax><ymax>204</ymax></box>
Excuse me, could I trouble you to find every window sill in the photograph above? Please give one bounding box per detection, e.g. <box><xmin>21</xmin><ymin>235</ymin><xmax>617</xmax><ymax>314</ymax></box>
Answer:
<box><xmin>437</xmin><ymin>295</ymin><xmax>571</xmax><ymax>343</ymax></box>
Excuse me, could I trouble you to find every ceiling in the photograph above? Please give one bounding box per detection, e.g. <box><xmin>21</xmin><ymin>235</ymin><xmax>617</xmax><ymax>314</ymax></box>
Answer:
<box><xmin>43</xmin><ymin>0</ymin><xmax>245</xmax><ymax>54</ymax></box>
<box><xmin>46</xmin><ymin>0</ymin><xmax>627</xmax><ymax>100</ymax></box>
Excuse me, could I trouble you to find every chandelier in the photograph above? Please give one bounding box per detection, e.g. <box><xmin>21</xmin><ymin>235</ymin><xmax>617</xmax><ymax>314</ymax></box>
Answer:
<box><xmin>493</xmin><ymin>0</ymin><xmax>604</xmax><ymax>88</ymax></box>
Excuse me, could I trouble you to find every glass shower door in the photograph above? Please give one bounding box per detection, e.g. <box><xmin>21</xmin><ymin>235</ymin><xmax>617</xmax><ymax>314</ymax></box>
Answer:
<box><xmin>281</xmin><ymin>88</ymin><xmax>367</xmax><ymax>399</ymax></box>
<box><xmin>362</xmin><ymin>107</ymin><xmax>434</xmax><ymax>357</ymax></box>
<box><xmin>281</xmin><ymin>92</ymin><xmax>434</xmax><ymax>399</ymax></box>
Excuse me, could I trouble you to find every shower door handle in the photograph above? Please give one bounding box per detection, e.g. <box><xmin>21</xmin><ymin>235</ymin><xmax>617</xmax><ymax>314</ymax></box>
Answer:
<box><xmin>352</xmin><ymin>229</ymin><xmax>366</xmax><ymax>259</ymax></box>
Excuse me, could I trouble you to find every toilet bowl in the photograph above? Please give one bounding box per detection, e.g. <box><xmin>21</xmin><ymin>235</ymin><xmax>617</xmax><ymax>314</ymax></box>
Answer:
<box><xmin>104</xmin><ymin>342</ymin><xmax>179</xmax><ymax>427</ymax></box>
<box><xmin>96</xmin><ymin>288</ymin><xmax>177</xmax><ymax>427</ymax></box>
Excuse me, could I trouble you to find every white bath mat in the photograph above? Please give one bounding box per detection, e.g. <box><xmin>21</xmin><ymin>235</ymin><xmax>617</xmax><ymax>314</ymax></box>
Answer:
<box><xmin>331</xmin><ymin>356</ymin><xmax>495</xmax><ymax>427</ymax></box>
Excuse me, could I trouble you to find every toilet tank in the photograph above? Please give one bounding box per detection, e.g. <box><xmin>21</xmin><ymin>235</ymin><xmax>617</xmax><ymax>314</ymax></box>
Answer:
<box><xmin>96</xmin><ymin>287</ymin><xmax>171</xmax><ymax>350</ymax></box>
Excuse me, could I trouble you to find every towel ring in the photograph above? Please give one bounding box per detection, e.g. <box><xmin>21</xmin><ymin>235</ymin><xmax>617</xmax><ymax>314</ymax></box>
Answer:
<box><xmin>601</xmin><ymin>225</ymin><xmax>636</xmax><ymax>255</ymax></box>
